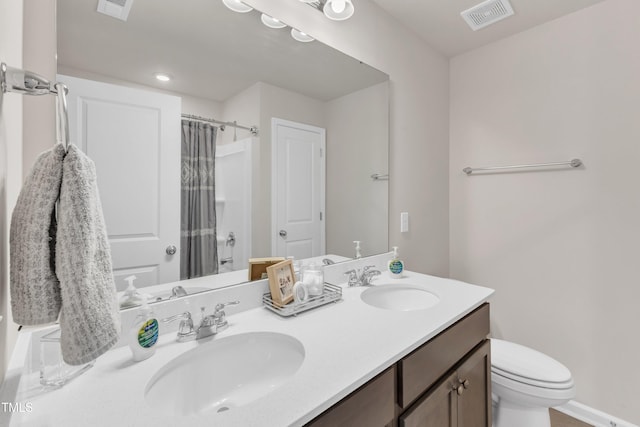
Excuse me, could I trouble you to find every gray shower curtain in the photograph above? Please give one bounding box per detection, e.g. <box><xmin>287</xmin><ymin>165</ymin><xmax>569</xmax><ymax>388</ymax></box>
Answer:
<box><xmin>181</xmin><ymin>120</ymin><xmax>218</xmax><ymax>279</ymax></box>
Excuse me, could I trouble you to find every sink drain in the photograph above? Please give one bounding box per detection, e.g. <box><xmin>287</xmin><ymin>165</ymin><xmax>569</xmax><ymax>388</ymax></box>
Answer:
<box><xmin>217</xmin><ymin>407</ymin><xmax>230</xmax><ymax>413</ymax></box>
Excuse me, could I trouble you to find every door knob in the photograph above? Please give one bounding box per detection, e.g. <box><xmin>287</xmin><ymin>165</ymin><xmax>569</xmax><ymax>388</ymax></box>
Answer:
<box><xmin>166</xmin><ymin>245</ymin><xmax>177</xmax><ymax>255</ymax></box>
<box><xmin>279</xmin><ymin>230</ymin><xmax>287</xmax><ymax>238</ymax></box>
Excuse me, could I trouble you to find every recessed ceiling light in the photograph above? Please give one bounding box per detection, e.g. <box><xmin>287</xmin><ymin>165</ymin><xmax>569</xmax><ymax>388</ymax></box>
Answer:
<box><xmin>154</xmin><ymin>73</ymin><xmax>171</xmax><ymax>82</ymax></box>
<box><xmin>221</xmin><ymin>0</ymin><xmax>253</xmax><ymax>13</ymax></box>
<box><xmin>261</xmin><ymin>14</ymin><xmax>286</xmax><ymax>29</ymax></box>
<box><xmin>291</xmin><ymin>28</ymin><xmax>314</xmax><ymax>43</ymax></box>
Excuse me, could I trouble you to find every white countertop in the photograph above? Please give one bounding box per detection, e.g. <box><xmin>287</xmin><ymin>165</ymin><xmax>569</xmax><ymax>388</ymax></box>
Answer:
<box><xmin>1</xmin><ymin>269</ymin><xmax>493</xmax><ymax>427</ymax></box>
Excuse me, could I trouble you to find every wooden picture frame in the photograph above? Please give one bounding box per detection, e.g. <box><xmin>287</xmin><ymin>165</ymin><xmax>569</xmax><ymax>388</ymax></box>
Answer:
<box><xmin>266</xmin><ymin>259</ymin><xmax>296</xmax><ymax>307</ymax></box>
<box><xmin>248</xmin><ymin>257</ymin><xmax>285</xmax><ymax>281</ymax></box>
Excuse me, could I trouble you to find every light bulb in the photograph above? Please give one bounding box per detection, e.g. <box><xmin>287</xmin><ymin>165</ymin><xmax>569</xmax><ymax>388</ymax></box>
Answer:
<box><xmin>323</xmin><ymin>0</ymin><xmax>354</xmax><ymax>21</ymax></box>
<box><xmin>291</xmin><ymin>28</ymin><xmax>314</xmax><ymax>43</ymax></box>
<box><xmin>154</xmin><ymin>73</ymin><xmax>171</xmax><ymax>82</ymax></box>
<box><xmin>221</xmin><ymin>0</ymin><xmax>253</xmax><ymax>13</ymax></box>
<box><xmin>331</xmin><ymin>0</ymin><xmax>346</xmax><ymax>14</ymax></box>
<box><xmin>261</xmin><ymin>14</ymin><xmax>286</xmax><ymax>29</ymax></box>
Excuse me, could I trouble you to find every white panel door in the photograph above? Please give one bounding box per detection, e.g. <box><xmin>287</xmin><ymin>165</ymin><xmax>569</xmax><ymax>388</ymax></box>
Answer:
<box><xmin>61</xmin><ymin>75</ymin><xmax>181</xmax><ymax>290</ymax></box>
<box><xmin>272</xmin><ymin>118</ymin><xmax>325</xmax><ymax>259</ymax></box>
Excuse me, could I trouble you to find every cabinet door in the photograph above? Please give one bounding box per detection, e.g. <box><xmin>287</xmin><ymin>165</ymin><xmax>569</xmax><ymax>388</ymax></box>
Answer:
<box><xmin>398</xmin><ymin>304</ymin><xmax>490</xmax><ymax>408</ymax></box>
<box><xmin>399</xmin><ymin>371</ymin><xmax>458</xmax><ymax>427</ymax></box>
<box><xmin>456</xmin><ymin>341</ymin><xmax>491</xmax><ymax>427</ymax></box>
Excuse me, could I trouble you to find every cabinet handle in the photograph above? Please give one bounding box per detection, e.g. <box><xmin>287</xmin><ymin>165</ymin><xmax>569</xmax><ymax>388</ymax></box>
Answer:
<box><xmin>454</xmin><ymin>378</ymin><xmax>469</xmax><ymax>395</ymax></box>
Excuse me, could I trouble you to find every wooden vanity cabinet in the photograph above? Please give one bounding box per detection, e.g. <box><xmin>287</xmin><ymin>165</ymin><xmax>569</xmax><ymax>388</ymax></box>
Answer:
<box><xmin>399</xmin><ymin>340</ymin><xmax>491</xmax><ymax>427</ymax></box>
<box><xmin>306</xmin><ymin>303</ymin><xmax>490</xmax><ymax>427</ymax></box>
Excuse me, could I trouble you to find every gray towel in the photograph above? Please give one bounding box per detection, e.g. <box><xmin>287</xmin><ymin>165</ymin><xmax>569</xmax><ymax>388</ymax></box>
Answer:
<box><xmin>10</xmin><ymin>143</ymin><xmax>67</xmax><ymax>325</ymax></box>
<box><xmin>56</xmin><ymin>144</ymin><xmax>120</xmax><ymax>365</ymax></box>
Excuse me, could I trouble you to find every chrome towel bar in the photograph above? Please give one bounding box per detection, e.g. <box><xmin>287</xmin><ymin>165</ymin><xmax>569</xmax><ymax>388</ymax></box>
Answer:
<box><xmin>371</xmin><ymin>173</ymin><xmax>389</xmax><ymax>181</ymax></box>
<box><xmin>1</xmin><ymin>62</ymin><xmax>70</xmax><ymax>150</ymax></box>
<box><xmin>463</xmin><ymin>159</ymin><xmax>582</xmax><ymax>175</ymax></box>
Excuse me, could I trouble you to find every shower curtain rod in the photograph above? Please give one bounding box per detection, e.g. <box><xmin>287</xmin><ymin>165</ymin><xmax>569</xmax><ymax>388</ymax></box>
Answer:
<box><xmin>181</xmin><ymin>114</ymin><xmax>258</xmax><ymax>136</ymax></box>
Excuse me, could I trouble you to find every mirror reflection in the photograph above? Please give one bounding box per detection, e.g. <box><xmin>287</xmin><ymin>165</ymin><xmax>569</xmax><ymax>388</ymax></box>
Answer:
<box><xmin>57</xmin><ymin>0</ymin><xmax>389</xmax><ymax>300</ymax></box>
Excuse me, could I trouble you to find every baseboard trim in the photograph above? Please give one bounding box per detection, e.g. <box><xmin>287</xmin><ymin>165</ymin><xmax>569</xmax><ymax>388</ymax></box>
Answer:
<box><xmin>556</xmin><ymin>400</ymin><xmax>638</xmax><ymax>427</ymax></box>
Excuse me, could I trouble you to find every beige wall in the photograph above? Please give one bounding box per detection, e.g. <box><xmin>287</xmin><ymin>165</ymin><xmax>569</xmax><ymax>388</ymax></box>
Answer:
<box><xmin>23</xmin><ymin>0</ymin><xmax>56</xmax><ymax>180</ymax></box>
<box><xmin>219</xmin><ymin>82</ymin><xmax>260</xmax><ymax>146</ymax></box>
<box><xmin>450</xmin><ymin>0</ymin><xmax>640</xmax><ymax>422</ymax></box>
<box><xmin>325</xmin><ymin>82</ymin><xmax>389</xmax><ymax>257</ymax></box>
<box><xmin>256</xmin><ymin>81</ymin><xmax>326</xmax><ymax>258</ymax></box>
<box><xmin>244</xmin><ymin>0</ymin><xmax>451</xmax><ymax>277</ymax></box>
<box><xmin>0</xmin><ymin>0</ymin><xmax>24</xmax><ymax>382</ymax></box>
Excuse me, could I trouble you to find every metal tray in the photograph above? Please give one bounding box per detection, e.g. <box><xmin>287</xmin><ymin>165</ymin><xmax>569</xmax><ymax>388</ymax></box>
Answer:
<box><xmin>262</xmin><ymin>283</ymin><xmax>342</xmax><ymax>317</ymax></box>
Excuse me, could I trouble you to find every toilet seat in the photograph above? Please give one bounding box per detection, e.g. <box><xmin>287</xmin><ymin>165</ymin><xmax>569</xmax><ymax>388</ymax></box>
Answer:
<box><xmin>491</xmin><ymin>339</ymin><xmax>574</xmax><ymax>390</ymax></box>
<box><xmin>492</xmin><ymin>368</ymin><xmax>576</xmax><ymax>404</ymax></box>
<box><xmin>492</xmin><ymin>366</ymin><xmax>574</xmax><ymax>390</ymax></box>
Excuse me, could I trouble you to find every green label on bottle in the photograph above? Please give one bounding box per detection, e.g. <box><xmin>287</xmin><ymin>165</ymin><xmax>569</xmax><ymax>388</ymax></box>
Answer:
<box><xmin>389</xmin><ymin>260</ymin><xmax>404</xmax><ymax>275</ymax></box>
<box><xmin>138</xmin><ymin>319</ymin><xmax>159</xmax><ymax>348</ymax></box>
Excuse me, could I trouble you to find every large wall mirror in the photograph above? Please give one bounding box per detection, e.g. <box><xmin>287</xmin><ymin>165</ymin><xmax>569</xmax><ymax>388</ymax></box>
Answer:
<box><xmin>56</xmin><ymin>0</ymin><xmax>389</xmax><ymax>300</ymax></box>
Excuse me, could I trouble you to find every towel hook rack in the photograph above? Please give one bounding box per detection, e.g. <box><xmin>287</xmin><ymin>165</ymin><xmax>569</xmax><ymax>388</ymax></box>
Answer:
<box><xmin>1</xmin><ymin>62</ymin><xmax>70</xmax><ymax>150</ymax></box>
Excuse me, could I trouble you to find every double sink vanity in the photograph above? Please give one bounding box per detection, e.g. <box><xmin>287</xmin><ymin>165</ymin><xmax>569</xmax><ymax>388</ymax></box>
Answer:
<box><xmin>0</xmin><ymin>253</ymin><xmax>494</xmax><ymax>427</ymax></box>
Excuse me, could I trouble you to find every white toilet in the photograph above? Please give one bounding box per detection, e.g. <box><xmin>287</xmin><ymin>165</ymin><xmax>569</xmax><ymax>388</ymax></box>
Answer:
<box><xmin>491</xmin><ymin>339</ymin><xmax>576</xmax><ymax>427</ymax></box>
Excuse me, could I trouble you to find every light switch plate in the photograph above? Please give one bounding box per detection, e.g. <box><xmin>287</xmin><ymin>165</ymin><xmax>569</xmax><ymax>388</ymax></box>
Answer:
<box><xmin>400</xmin><ymin>212</ymin><xmax>409</xmax><ymax>233</ymax></box>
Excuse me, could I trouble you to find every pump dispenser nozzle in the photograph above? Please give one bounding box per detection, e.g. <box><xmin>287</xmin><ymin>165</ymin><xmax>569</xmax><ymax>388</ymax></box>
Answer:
<box><xmin>353</xmin><ymin>241</ymin><xmax>362</xmax><ymax>259</ymax></box>
<box><xmin>119</xmin><ymin>275</ymin><xmax>144</xmax><ymax>309</ymax></box>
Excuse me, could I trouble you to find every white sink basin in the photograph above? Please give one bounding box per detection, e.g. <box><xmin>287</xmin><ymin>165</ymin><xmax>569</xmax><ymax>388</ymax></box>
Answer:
<box><xmin>144</xmin><ymin>332</ymin><xmax>305</xmax><ymax>415</ymax></box>
<box><xmin>361</xmin><ymin>284</ymin><xmax>440</xmax><ymax>311</ymax></box>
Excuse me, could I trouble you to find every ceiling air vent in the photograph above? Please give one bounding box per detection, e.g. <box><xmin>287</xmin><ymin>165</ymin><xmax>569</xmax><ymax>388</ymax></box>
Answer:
<box><xmin>97</xmin><ymin>0</ymin><xmax>134</xmax><ymax>22</ymax></box>
<box><xmin>460</xmin><ymin>0</ymin><xmax>514</xmax><ymax>31</ymax></box>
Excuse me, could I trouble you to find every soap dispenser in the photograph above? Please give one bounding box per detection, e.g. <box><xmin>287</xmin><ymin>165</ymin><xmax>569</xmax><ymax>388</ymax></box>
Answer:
<box><xmin>129</xmin><ymin>295</ymin><xmax>159</xmax><ymax>362</ymax></box>
<box><xmin>353</xmin><ymin>241</ymin><xmax>362</xmax><ymax>259</ymax></box>
<box><xmin>119</xmin><ymin>275</ymin><xmax>145</xmax><ymax>309</ymax></box>
<box><xmin>388</xmin><ymin>246</ymin><xmax>405</xmax><ymax>279</ymax></box>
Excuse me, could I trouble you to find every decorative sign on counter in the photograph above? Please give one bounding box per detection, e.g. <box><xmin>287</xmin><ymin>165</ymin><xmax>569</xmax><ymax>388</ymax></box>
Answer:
<box><xmin>266</xmin><ymin>259</ymin><xmax>296</xmax><ymax>307</ymax></box>
<box><xmin>248</xmin><ymin>257</ymin><xmax>285</xmax><ymax>281</ymax></box>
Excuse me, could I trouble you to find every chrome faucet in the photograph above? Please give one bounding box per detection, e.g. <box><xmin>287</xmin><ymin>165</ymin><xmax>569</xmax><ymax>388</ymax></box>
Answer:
<box><xmin>344</xmin><ymin>265</ymin><xmax>381</xmax><ymax>287</ymax></box>
<box><xmin>196</xmin><ymin>301</ymin><xmax>240</xmax><ymax>339</ymax></box>
<box><xmin>162</xmin><ymin>311</ymin><xmax>196</xmax><ymax>342</ymax></box>
<box><xmin>170</xmin><ymin>285</ymin><xmax>187</xmax><ymax>299</ymax></box>
<box><xmin>361</xmin><ymin>266</ymin><xmax>381</xmax><ymax>286</ymax></box>
<box><xmin>163</xmin><ymin>300</ymin><xmax>240</xmax><ymax>342</ymax></box>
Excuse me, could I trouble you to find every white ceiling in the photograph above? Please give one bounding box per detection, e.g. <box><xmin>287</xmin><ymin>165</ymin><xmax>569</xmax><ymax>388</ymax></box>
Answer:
<box><xmin>371</xmin><ymin>0</ymin><xmax>605</xmax><ymax>57</ymax></box>
<box><xmin>57</xmin><ymin>0</ymin><xmax>388</xmax><ymax>102</ymax></box>
<box><xmin>57</xmin><ymin>0</ymin><xmax>607</xmax><ymax>102</ymax></box>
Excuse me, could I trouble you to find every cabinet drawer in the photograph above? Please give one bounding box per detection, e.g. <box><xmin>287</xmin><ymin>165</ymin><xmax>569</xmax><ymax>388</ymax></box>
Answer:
<box><xmin>398</xmin><ymin>303</ymin><xmax>489</xmax><ymax>408</ymax></box>
<box><xmin>306</xmin><ymin>366</ymin><xmax>395</xmax><ymax>427</ymax></box>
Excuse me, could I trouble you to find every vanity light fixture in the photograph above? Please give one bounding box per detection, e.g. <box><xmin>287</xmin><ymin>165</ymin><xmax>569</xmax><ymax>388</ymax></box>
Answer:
<box><xmin>221</xmin><ymin>0</ymin><xmax>253</xmax><ymax>13</ymax></box>
<box><xmin>290</xmin><ymin>28</ymin><xmax>315</xmax><ymax>43</ymax></box>
<box><xmin>261</xmin><ymin>14</ymin><xmax>287</xmax><ymax>29</ymax></box>
<box><xmin>154</xmin><ymin>73</ymin><xmax>171</xmax><ymax>82</ymax></box>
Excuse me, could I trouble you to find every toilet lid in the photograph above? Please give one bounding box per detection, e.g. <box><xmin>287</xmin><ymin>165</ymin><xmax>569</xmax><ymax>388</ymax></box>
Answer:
<box><xmin>491</xmin><ymin>339</ymin><xmax>572</xmax><ymax>386</ymax></box>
